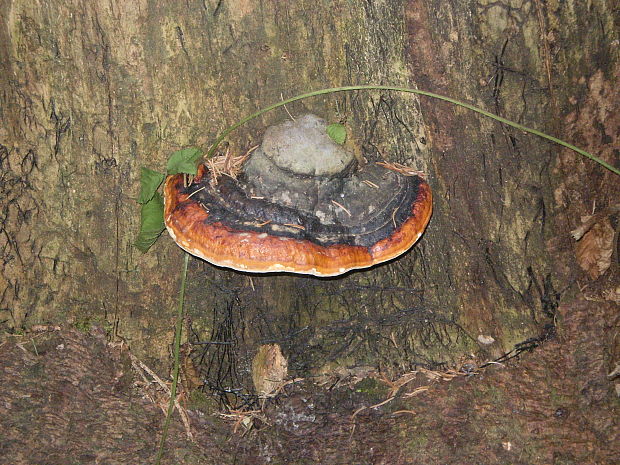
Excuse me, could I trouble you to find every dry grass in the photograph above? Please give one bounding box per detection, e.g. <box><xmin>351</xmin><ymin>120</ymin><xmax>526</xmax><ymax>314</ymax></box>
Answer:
<box><xmin>376</xmin><ymin>161</ymin><xmax>427</xmax><ymax>179</ymax></box>
<box><xmin>351</xmin><ymin>364</ymin><xmax>480</xmax><ymax>418</ymax></box>
<box><xmin>206</xmin><ymin>145</ymin><xmax>258</xmax><ymax>185</ymax></box>
<box><xmin>129</xmin><ymin>352</ymin><xmax>194</xmax><ymax>441</ymax></box>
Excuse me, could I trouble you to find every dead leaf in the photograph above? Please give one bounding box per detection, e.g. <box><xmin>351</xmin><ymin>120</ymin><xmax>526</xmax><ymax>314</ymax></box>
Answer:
<box><xmin>180</xmin><ymin>343</ymin><xmax>203</xmax><ymax>392</ymax></box>
<box><xmin>575</xmin><ymin>218</ymin><xmax>614</xmax><ymax>279</ymax></box>
<box><xmin>252</xmin><ymin>344</ymin><xmax>288</xmax><ymax>397</ymax></box>
<box><xmin>571</xmin><ymin>204</ymin><xmax>620</xmax><ymax>239</ymax></box>
<box><xmin>477</xmin><ymin>334</ymin><xmax>496</xmax><ymax>345</ymax></box>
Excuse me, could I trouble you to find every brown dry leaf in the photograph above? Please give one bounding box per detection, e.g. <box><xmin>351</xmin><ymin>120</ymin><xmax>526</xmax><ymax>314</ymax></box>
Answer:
<box><xmin>575</xmin><ymin>217</ymin><xmax>614</xmax><ymax>279</ymax></box>
<box><xmin>571</xmin><ymin>204</ymin><xmax>620</xmax><ymax>239</ymax></box>
<box><xmin>180</xmin><ymin>343</ymin><xmax>203</xmax><ymax>392</ymax></box>
<box><xmin>252</xmin><ymin>343</ymin><xmax>288</xmax><ymax>397</ymax></box>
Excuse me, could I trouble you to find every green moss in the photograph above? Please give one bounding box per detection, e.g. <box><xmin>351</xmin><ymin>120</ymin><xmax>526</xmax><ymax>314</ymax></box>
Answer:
<box><xmin>354</xmin><ymin>377</ymin><xmax>390</xmax><ymax>402</ymax></box>
<box><xmin>406</xmin><ymin>430</ymin><xmax>429</xmax><ymax>451</ymax></box>
<box><xmin>25</xmin><ymin>360</ymin><xmax>44</xmax><ymax>379</ymax></box>
<box><xmin>73</xmin><ymin>317</ymin><xmax>92</xmax><ymax>333</ymax></box>
<box><xmin>186</xmin><ymin>390</ymin><xmax>220</xmax><ymax>414</ymax></box>
<box><xmin>470</xmin><ymin>383</ymin><xmax>506</xmax><ymax>406</ymax></box>
<box><xmin>548</xmin><ymin>387</ymin><xmax>571</xmax><ymax>407</ymax></box>
<box><xmin>486</xmin><ymin>384</ymin><xmax>505</xmax><ymax>403</ymax></box>
<box><xmin>70</xmin><ymin>316</ymin><xmax>114</xmax><ymax>337</ymax></box>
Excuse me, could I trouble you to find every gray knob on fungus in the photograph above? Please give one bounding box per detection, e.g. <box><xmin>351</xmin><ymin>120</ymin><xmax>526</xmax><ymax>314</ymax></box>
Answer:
<box><xmin>164</xmin><ymin>114</ymin><xmax>432</xmax><ymax>276</ymax></box>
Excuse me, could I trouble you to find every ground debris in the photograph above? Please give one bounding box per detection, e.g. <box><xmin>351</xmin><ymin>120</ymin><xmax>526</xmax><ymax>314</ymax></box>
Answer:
<box><xmin>0</xmin><ymin>294</ymin><xmax>618</xmax><ymax>464</ymax></box>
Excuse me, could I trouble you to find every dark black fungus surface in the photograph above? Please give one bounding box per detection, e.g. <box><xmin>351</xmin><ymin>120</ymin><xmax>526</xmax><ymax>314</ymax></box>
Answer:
<box><xmin>180</xmin><ymin>170</ymin><xmax>423</xmax><ymax>248</ymax></box>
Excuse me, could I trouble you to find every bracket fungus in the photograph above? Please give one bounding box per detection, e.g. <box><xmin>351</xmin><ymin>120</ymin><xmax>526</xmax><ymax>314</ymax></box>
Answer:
<box><xmin>164</xmin><ymin>114</ymin><xmax>432</xmax><ymax>276</ymax></box>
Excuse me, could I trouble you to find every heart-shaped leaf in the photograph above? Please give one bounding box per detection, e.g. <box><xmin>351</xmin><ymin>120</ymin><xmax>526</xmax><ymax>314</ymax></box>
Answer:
<box><xmin>138</xmin><ymin>167</ymin><xmax>165</xmax><ymax>204</ymax></box>
<box><xmin>327</xmin><ymin>123</ymin><xmax>347</xmax><ymax>145</ymax></box>
<box><xmin>134</xmin><ymin>192</ymin><xmax>166</xmax><ymax>253</ymax></box>
<box><xmin>166</xmin><ymin>148</ymin><xmax>203</xmax><ymax>175</ymax></box>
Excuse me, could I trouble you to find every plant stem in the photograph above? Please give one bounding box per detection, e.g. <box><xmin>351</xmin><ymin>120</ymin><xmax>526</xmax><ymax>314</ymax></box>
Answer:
<box><xmin>205</xmin><ymin>85</ymin><xmax>619</xmax><ymax>176</ymax></box>
<box><xmin>155</xmin><ymin>252</ymin><xmax>189</xmax><ymax>465</ymax></box>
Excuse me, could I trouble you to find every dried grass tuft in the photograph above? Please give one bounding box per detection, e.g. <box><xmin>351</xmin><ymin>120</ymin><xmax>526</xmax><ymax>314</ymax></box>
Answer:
<box><xmin>207</xmin><ymin>145</ymin><xmax>257</xmax><ymax>185</ymax></box>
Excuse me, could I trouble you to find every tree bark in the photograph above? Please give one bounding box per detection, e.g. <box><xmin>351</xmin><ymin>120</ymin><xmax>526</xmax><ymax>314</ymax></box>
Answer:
<box><xmin>1</xmin><ymin>0</ymin><xmax>618</xmax><ymax>457</ymax></box>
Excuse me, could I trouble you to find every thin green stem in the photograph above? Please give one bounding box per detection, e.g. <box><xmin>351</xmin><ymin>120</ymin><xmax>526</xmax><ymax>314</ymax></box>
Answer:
<box><xmin>206</xmin><ymin>85</ymin><xmax>619</xmax><ymax>176</ymax></box>
<box><xmin>155</xmin><ymin>252</ymin><xmax>189</xmax><ymax>465</ymax></box>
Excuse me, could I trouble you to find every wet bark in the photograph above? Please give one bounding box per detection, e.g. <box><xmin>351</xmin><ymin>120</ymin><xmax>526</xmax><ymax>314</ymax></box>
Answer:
<box><xmin>1</xmin><ymin>0</ymin><xmax>618</xmax><ymax>462</ymax></box>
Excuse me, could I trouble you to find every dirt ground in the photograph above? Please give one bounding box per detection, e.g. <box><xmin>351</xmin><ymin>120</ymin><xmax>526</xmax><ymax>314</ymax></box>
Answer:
<box><xmin>0</xmin><ymin>283</ymin><xmax>618</xmax><ymax>464</ymax></box>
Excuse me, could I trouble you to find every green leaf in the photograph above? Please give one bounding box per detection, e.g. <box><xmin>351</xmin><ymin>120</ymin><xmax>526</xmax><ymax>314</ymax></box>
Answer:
<box><xmin>166</xmin><ymin>148</ymin><xmax>203</xmax><ymax>175</ymax></box>
<box><xmin>134</xmin><ymin>192</ymin><xmax>165</xmax><ymax>253</ymax></box>
<box><xmin>138</xmin><ymin>167</ymin><xmax>165</xmax><ymax>204</ymax></box>
<box><xmin>327</xmin><ymin>123</ymin><xmax>347</xmax><ymax>145</ymax></box>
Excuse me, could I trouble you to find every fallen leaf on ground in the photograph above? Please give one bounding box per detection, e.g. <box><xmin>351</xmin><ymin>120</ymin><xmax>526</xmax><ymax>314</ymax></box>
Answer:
<box><xmin>575</xmin><ymin>217</ymin><xmax>614</xmax><ymax>279</ymax></box>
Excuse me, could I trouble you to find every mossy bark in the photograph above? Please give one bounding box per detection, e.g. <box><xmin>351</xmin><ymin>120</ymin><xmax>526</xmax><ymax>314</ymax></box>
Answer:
<box><xmin>1</xmin><ymin>0</ymin><xmax>617</xmax><ymax>396</ymax></box>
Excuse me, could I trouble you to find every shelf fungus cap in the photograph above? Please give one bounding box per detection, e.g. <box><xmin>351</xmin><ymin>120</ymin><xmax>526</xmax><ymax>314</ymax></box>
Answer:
<box><xmin>164</xmin><ymin>114</ymin><xmax>432</xmax><ymax>277</ymax></box>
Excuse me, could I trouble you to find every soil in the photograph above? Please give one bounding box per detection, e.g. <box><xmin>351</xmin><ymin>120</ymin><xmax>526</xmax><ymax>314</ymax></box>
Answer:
<box><xmin>1</xmin><ymin>289</ymin><xmax>618</xmax><ymax>464</ymax></box>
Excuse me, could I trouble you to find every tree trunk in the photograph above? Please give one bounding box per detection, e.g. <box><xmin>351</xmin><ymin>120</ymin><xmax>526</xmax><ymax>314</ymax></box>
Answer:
<box><xmin>1</xmin><ymin>0</ymin><xmax>618</xmax><ymax>462</ymax></box>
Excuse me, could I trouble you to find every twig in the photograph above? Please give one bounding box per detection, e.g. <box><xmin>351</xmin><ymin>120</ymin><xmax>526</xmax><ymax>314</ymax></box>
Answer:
<box><xmin>403</xmin><ymin>386</ymin><xmax>430</xmax><ymax>398</ymax></box>
<box><xmin>362</xmin><ymin>179</ymin><xmax>379</xmax><ymax>188</ymax></box>
<box><xmin>331</xmin><ymin>200</ymin><xmax>352</xmax><ymax>217</ymax></box>
<box><xmin>130</xmin><ymin>353</ymin><xmax>171</xmax><ymax>394</ymax></box>
<box><xmin>377</xmin><ymin>161</ymin><xmax>427</xmax><ymax>179</ymax></box>
<box><xmin>129</xmin><ymin>351</ymin><xmax>194</xmax><ymax>441</ymax></box>
<box><xmin>186</xmin><ymin>186</ymin><xmax>206</xmax><ymax>199</ymax></box>
<box><xmin>281</xmin><ymin>92</ymin><xmax>296</xmax><ymax>121</ymax></box>
<box><xmin>284</xmin><ymin>223</ymin><xmax>305</xmax><ymax>230</ymax></box>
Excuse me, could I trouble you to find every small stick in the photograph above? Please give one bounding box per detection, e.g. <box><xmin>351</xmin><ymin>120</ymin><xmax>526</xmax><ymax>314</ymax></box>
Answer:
<box><xmin>377</xmin><ymin>161</ymin><xmax>427</xmax><ymax>179</ymax></box>
<box><xmin>403</xmin><ymin>386</ymin><xmax>430</xmax><ymax>398</ymax></box>
<box><xmin>129</xmin><ymin>353</ymin><xmax>194</xmax><ymax>440</ymax></box>
<box><xmin>362</xmin><ymin>179</ymin><xmax>379</xmax><ymax>188</ymax></box>
<box><xmin>186</xmin><ymin>186</ymin><xmax>206</xmax><ymax>199</ymax></box>
<box><xmin>281</xmin><ymin>93</ymin><xmax>296</xmax><ymax>121</ymax></box>
<box><xmin>331</xmin><ymin>200</ymin><xmax>352</xmax><ymax>217</ymax></box>
<box><xmin>368</xmin><ymin>396</ymin><xmax>396</xmax><ymax>410</ymax></box>
<box><xmin>284</xmin><ymin>223</ymin><xmax>305</xmax><ymax>230</ymax></box>
<box><xmin>351</xmin><ymin>406</ymin><xmax>367</xmax><ymax>418</ymax></box>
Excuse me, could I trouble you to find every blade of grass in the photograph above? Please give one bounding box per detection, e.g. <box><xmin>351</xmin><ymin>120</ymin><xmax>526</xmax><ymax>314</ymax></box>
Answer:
<box><xmin>155</xmin><ymin>252</ymin><xmax>189</xmax><ymax>465</ymax></box>
<box><xmin>205</xmin><ymin>85</ymin><xmax>618</xmax><ymax>176</ymax></box>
